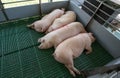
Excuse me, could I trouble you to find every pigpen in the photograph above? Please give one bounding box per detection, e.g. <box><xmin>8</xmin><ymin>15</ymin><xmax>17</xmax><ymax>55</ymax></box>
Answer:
<box><xmin>0</xmin><ymin>0</ymin><xmax>120</xmax><ymax>78</ymax></box>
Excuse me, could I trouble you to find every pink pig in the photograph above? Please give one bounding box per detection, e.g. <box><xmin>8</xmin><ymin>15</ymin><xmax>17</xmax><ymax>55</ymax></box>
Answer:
<box><xmin>46</xmin><ymin>11</ymin><xmax>76</xmax><ymax>33</ymax></box>
<box><xmin>38</xmin><ymin>22</ymin><xmax>87</xmax><ymax>49</ymax></box>
<box><xmin>27</xmin><ymin>8</ymin><xmax>65</xmax><ymax>32</ymax></box>
<box><xmin>53</xmin><ymin>33</ymin><xmax>95</xmax><ymax>77</ymax></box>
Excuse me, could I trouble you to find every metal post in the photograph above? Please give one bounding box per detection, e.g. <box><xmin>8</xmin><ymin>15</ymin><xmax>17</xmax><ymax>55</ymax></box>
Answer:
<box><xmin>39</xmin><ymin>0</ymin><xmax>42</xmax><ymax>16</ymax></box>
<box><xmin>0</xmin><ymin>0</ymin><xmax>9</xmax><ymax>21</ymax></box>
<box><xmin>48</xmin><ymin>0</ymin><xmax>52</xmax><ymax>2</ymax></box>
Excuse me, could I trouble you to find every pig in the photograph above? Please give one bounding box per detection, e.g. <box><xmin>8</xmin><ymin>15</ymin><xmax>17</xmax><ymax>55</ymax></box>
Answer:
<box><xmin>53</xmin><ymin>33</ymin><xmax>95</xmax><ymax>77</ymax></box>
<box><xmin>27</xmin><ymin>8</ymin><xmax>65</xmax><ymax>32</ymax></box>
<box><xmin>46</xmin><ymin>11</ymin><xmax>76</xmax><ymax>33</ymax></box>
<box><xmin>38</xmin><ymin>22</ymin><xmax>87</xmax><ymax>49</ymax></box>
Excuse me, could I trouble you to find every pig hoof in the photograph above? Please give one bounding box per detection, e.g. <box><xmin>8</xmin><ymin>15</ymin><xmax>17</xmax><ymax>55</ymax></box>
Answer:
<box><xmin>70</xmin><ymin>72</ymin><xmax>76</xmax><ymax>78</ymax></box>
<box><xmin>77</xmin><ymin>71</ymin><xmax>81</xmax><ymax>75</ymax></box>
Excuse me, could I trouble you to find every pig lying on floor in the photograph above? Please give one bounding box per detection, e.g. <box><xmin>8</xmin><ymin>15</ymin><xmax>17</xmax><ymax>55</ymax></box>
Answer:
<box><xmin>38</xmin><ymin>22</ymin><xmax>87</xmax><ymax>49</ymax></box>
<box><xmin>46</xmin><ymin>11</ymin><xmax>76</xmax><ymax>33</ymax></box>
<box><xmin>53</xmin><ymin>33</ymin><xmax>95</xmax><ymax>77</ymax></box>
<box><xmin>27</xmin><ymin>8</ymin><xmax>65</xmax><ymax>32</ymax></box>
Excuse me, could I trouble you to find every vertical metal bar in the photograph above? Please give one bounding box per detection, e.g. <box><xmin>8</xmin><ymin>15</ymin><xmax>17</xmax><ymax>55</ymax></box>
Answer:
<box><xmin>0</xmin><ymin>0</ymin><xmax>9</xmax><ymax>21</ymax></box>
<box><xmin>39</xmin><ymin>0</ymin><xmax>42</xmax><ymax>16</ymax></box>
<box><xmin>85</xmin><ymin>1</ymin><xmax>103</xmax><ymax>29</ymax></box>
<box><xmin>48</xmin><ymin>0</ymin><xmax>52</xmax><ymax>2</ymax></box>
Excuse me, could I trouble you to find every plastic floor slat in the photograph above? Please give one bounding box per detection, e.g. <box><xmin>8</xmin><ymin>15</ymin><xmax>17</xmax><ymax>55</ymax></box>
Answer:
<box><xmin>0</xmin><ymin>16</ymin><xmax>114</xmax><ymax>78</ymax></box>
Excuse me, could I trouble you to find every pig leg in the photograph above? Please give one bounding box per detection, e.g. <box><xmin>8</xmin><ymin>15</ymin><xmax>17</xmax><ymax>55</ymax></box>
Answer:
<box><xmin>65</xmin><ymin>65</ymin><xmax>76</xmax><ymax>77</ymax></box>
<box><xmin>85</xmin><ymin>46</ymin><xmax>92</xmax><ymax>54</ymax></box>
<box><xmin>65</xmin><ymin>57</ymin><xmax>80</xmax><ymax>77</ymax></box>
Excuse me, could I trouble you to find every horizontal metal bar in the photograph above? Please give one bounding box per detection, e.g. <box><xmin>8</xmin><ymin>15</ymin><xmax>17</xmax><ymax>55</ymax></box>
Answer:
<box><xmin>2</xmin><ymin>0</ymin><xmax>35</xmax><ymax>5</ymax></box>
<box><xmin>77</xmin><ymin>0</ymin><xmax>120</xmax><ymax>24</ymax></box>
<box><xmin>98</xmin><ymin>8</ymin><xmax>120</xmax><ymax>23</ymax></box>
<box><xmin>76</xmin><ymin>0</ymin><xmax>119</xmax><ymax>31</ymax></box>
<box><xmin>81</xmin><ymin>4</ymin><xmax>94</xmax><ymax>14</ymax></box>
<box><xmin>95</xmin><ymin>13</ymin><xmax>120</xmax><ymax>32</ymax></box>
<box><xmin>102</xmin><ymin>2</ymin><xmax>120</xmax><ymax>13</ymax></box>
<box><xmin>84</xmin><ymin>0</ymin><xmax>98</xmax><ymax>9</ymax></box>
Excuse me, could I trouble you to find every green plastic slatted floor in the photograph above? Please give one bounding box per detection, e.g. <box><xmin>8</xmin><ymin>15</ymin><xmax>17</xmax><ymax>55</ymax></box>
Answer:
<box><xmin>0</xmin><ymin>16</ymin><xmax>114</xmax><ymax>78</ymax></box>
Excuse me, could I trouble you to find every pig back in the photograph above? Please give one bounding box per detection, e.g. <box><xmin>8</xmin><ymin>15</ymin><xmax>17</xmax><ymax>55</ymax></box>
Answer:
<box><xmin>56</xmin><ymin>33</ymin><xmax>92</xmax><ymax>58</ymax></box>
<box><xmin>54</xmin><ymin>22</ymin><xmax>86</xmax><ymax>46</ymax></box>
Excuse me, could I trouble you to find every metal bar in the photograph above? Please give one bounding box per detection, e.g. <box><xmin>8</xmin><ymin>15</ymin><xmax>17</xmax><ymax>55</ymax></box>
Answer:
<box><xmin>0</xmin><ymin>0</ymin><xmax>9</xmax><ymax>21</ymax></box>
<box><xmin>82</xmin><ymin>4</ymin><xmax>94</xmax><ymax>14</ymax></box>
<box><xmin>39</xmin><ymin>0</ymin><xmax>42</xmax><ymax>16</ymax></box>
<box><xmin>85</xmin><ymin>1</ymin><xmax>103</xmax><ymax>28</ymax></box>
<box><xmin>48</xmin><ymin>0</ymin><xmax>52</xmax><ymax>2</ymax></box>
<box><xmin>98</xmin><ymin>8</ymin><xmax>120</xmax><ymax>24</ymax></box>
<box><xmin>77</xmin><ymin>0</ymin><xmax>120</xmax><ymax>24</ymax></box>
<box><xmin>85</xmin><ymin>0</ymin><xmax>98</xmax><ymax>9</ymax></box>
<box><xmin>84</xmin><ymin>0</ymin><xmax>120</xmax><ymax>29</ymax></box>
<box><xmin>2</xmin><ymin>0</ymin><xmax>34</xmax><ymax>5</ymax></box>
<box><xmin>102</xmin><ymin>1</ymin><xmax>120</xmax><ymax>13</ymax></box>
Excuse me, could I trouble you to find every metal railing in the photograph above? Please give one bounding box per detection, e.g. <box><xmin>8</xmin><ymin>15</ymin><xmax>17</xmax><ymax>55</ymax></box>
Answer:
<box><xmin>0</xmin><ymin>0</ymin><xmax>68</xmax><ymax>22</ymax></box>
<box><xmin>0</xmin><ymin>0</ymin><xmax>42</xmax><ymax>21</ymax></box>
<box><xmin>76</xmin><ymin>0</ymin><xmax>120</xmax><ymax>32</ymax></box>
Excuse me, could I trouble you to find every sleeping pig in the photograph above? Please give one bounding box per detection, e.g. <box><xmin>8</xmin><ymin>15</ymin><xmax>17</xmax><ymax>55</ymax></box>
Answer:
<box><xmin>27</xmin><ymin>8</ymin><xmax>65</xmax><ymax>32</ymax></box>
<box><xmin>53</xmin><ymin>33</ymin><xmax>95</xmax><ymax>77</ymax></box>
<box><xmin>46</xmin><ymin>11</ymin><xmax>76</xmax><ymax>33</ymax></box>
<box><xmin>38</xmin><ymin>22</ymin><xmax>87</xmax><ymax>49</ymax></box>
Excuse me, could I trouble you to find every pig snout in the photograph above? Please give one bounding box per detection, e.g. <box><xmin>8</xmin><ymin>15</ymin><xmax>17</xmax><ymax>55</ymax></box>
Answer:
<box><xmin>38</xmin><ymin>38</ymin><xmax>45</xmax><ymax>43</ymax></box>
<box><xmin>38</xmin><ymin>42</ymin><xmax>46</xmax><ymax>49</ymax></box>
<box><xmin>38</xmin><ymin>38</ymin><xmax>46</xmax><ymax>49</ymax></box>
<box><xmin>38</xmin><ymin>43</ymin><xmax>51</xmax><ymax>49</ymax></box>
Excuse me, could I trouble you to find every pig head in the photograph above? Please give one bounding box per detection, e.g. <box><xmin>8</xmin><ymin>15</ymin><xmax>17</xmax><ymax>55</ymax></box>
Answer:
<box><xmin>27</xmin><ymin>8</ymin><xmax>65</xmax><ymax>32</ymax></box>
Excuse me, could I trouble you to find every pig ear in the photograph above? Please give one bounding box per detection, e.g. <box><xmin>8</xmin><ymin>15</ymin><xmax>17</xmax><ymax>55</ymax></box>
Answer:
<box><xmin>89</xmin><ymin>32</ymin><xmax>93</xmax><ymax>35</ymax></box>
<box><xmin>61</xmin><ymin>8</ymin><xmax>65</xmax><ymax>11</ymax></box>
